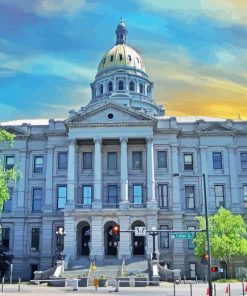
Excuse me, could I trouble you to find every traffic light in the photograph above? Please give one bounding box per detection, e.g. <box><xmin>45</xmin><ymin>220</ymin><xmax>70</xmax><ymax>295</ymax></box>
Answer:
<box><xmin>112</xmin><ymin>225</ymin><xmax>120</xmax><ymax>242</ymax></box>
<box><xmin>211</xmin><ymin>266</ymin><xmax>219</xmax><ymax>272</ymax></box>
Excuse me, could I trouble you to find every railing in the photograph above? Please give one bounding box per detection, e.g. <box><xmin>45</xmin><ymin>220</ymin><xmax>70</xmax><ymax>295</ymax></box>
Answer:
<box><xmin>75</xmin><ymin>204</ymin><xmax>92</xmax><ymax>209</ymax></box>
<box><xmin>102</xmin><ymin>203</ymin><xmax>119</xmax><ymax>209</ymax></box>
<box><xmin>129</xmin><ymin>203</ymin><xmax>147</xmax><ymax>209</ymax></box>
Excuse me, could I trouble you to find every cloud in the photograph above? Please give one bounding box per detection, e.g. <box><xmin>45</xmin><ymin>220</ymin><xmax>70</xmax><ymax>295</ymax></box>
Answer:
<box><xmin>0</xmin><ymin>103</ymin><xmax>22</xmax><ymax>121</ymax></box>
<box><xmin>0</xmin><ymin>0</ymin><xmax>94</xmax><ymax>16</ymax></box>
<box><xmin>137</xmin><ymin>0</ymin><xmax>247</xmax><ymax>25</ymax></box>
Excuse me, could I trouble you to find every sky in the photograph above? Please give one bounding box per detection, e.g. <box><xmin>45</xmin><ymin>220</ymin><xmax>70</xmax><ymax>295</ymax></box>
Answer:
<box><xmin>1</xmin><ymin>0</ymin><xmax>247</xmax><ymax>121</ymax></box>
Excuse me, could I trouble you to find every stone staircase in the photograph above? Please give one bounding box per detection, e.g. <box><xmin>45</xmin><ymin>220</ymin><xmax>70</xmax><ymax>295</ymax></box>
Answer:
<box><xmin>64</xmin><ymin>257</ymin><xmax>91</xmax><ymax>279</ymax></box>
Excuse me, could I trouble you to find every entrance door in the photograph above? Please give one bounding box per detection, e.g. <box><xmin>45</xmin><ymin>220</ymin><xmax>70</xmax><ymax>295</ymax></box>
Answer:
<box><xmin>107</xmin><ymin>226</ymin><xmax>118</xmax><ymax>256</ymax></box>
<box><xmin>30</xmin><ymin>264</ymin><xmax>38</xmax><ymax>280</ymax></box>
<box><xmin>81</xmin><ymin>226</ymin><xmax>90</xmax><ymax>256</ymax></box>
<box><xmin>133</xmin><ymin>235</ymin><xmax>145</xmax><ymax>255</ymax></box>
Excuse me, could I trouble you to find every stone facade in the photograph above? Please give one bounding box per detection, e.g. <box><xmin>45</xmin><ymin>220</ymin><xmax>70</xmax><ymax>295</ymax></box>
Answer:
<box><xmin>0</xmin><ymin>20</ymin><xmax>247</xmax><ymax>280</ymax></box>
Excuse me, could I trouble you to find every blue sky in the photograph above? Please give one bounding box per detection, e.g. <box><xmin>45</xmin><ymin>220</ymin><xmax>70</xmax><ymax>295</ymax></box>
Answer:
<box><xmin>1</xmin><ymin>0</ymin><xmax>247</xmax><ymax>121</ymax></box>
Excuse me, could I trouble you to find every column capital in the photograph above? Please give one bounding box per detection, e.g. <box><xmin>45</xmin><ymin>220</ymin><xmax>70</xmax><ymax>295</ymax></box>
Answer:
<box><xmin>120</xmin><ymin>137</ymin><xmax>128</xmax><ymax>144</ymax></box>
<box><xmin>69</xmin><ymin>139</ymin><xmax>77</xmax><ymax>146</ymax></box>
<box><xmin>46</xmin><ymin>145</ymin><xmax>54</xmax><ymax>151</ymax></box>
<box><xmin>94</xmin><ymin>137</ymin><xmax>102</xmax><ymax>144</ymax></box>
<box><xmin>199</xmin><ymin>145</ymin><xmax>207</xmax><ymax>149</ymax></box>
<box><xmin>146</xmin><ymin>137</ymin><xmax>154</xmax><ymax>144</ymax></box>
<box><xmin>171</xmin><ymin>143</ymin><xmax>178</xmax><ymax>148</ymax></box>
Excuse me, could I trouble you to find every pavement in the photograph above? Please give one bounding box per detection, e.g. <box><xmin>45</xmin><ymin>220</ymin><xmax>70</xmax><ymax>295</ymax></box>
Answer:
<box><xmin>0</xmin><ymin>282</ymin><xmax>246</xmax><ymax>296</ymax></box>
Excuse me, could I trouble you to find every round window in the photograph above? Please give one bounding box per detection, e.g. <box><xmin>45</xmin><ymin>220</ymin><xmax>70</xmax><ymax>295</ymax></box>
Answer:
<box><xmin>108</xmin><ymin>113</ymin><xmax>114</xmax><ymax>119</ymax></box>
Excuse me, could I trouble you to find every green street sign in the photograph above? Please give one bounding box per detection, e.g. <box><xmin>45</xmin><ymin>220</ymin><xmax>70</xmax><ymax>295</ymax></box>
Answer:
<box><xmin>171</xmin><ymin>232</ymin><xmax>193</xmax><ymax>239</ymax></box>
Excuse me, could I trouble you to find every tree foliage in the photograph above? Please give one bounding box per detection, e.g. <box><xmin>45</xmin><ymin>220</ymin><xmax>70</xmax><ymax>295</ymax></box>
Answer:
<box><xmin>194</xmin><ymin>208</ymin><xmax>247</xmax><ymax>269</ymax></box>
<box><xmin>0</xmin><ymin>130</ymin><xmax>18</xmax><ymax>212</ymax></box>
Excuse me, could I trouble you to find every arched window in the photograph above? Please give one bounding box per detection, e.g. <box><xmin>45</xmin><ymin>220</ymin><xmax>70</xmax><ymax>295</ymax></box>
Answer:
<box><xmin>129</xmin><ymin>81</ymin><xmax>135</xmax><ymax>91</ymax></box>
<box><xmin>139</xmin><ymin>83</ymin><xmax>143</xmax><ymax>94</ymax></box>
<box><xmin>108</xmin><ymin>81</ymin><xmax>113</xmax><ymax>92</ymax></box>
<box><xmin>100</xmin><ymin>84</ymin><xmax>103</xmax><ymax>94</ymax></box>
<box><xmin>147</xmin><ymin>86</ymin><xmax>151</xmax><ymax>96</ymax></box>
<box><xmin>118</xmin><ymin>80</ymin><xmax>124</xmax><ymax>91</ymax></box>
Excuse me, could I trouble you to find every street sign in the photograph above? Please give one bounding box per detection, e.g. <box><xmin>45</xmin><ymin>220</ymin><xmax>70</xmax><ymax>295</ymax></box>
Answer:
<box><xmin>171</xmin><ymin>232</ymin><xmax>193</xmax><ymax>239</ymax></box>
<box><xmin>135</xmin><ymin>226</ymin><xmax>146</xmax><ymax>236</ymax></box>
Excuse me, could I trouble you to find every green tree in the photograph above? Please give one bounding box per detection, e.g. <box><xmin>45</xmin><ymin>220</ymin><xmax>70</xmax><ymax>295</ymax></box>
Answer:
<box><xmin>0</xmin><ymin>130</ymin><xmax>18</xmax><ymax>212</ymax></box>
<box><xmin>194</xmin><ymin>208</ymin><xmax>247</xmax><ymax>277</ymax></box>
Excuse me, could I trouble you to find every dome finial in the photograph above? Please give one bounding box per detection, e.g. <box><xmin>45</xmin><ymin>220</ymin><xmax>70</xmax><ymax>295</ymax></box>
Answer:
<box><xmin>115</xmin><ymin>17</ymin><xmax>128</xmax><ymax>45</ymax></box>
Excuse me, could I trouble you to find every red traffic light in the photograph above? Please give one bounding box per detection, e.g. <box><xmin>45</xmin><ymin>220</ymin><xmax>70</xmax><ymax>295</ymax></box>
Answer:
<box><xmin>211</xmin><ymin>266</ymin><xmax>218</xmax><ymax>272</ymax></box>
<box><xmin>112</xmin><ymin>225</ymin><xmax>119</xmax><ymax>235</ymax></box>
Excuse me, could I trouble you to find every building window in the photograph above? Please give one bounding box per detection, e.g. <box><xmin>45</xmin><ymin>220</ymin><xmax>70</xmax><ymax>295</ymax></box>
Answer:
<box><xmin>129</xmin><ymin>81</ymin><xmax>135</xmax><ymax>91</ymax></box>
<box><xmin>108</xmin><ymin>81</ymin><xmax>113</xmax><ymax>92</ymax></box>
<box><xmin>3</xmin><ymin>188</ymin><xmax>12</xmax><ymax>212</ymax></box>
<box><xmin>157</xmin><ymin>151</ymin><xmax>167</xmax><ymax>168</ymax></box>
<box><xmin>83</xmin><ymin>152</ymin><xmax>92</xmax><ymax>169</ymax></box>
<box><xmin>119</xmin><ymin>54</ymin><xmax>123</xmax><ymax>61</ymax></box>
<box><xmin>185</xmin><ymin>186</ymin><xmax>195</xmax><ymax>209</ymax></box>
<box><xmin>158</xmin><ymin>184</ymin><xmax>168</xmax><ymax>208</ymax></box>
<box><xmin>118</xmin><ymin>80</ymin><xmax>124</xmax><ymax>90</ymax></box>
<box><xmin>57</xmin><ymin>186</ymin><xmax>67</xmax><ymax>209</ymax></box>
<box><xmin>132</xmin><ymin>151</ymin><xmax>142</xmax><ymax>170</ymax></box>
<box><xmin>184</xmin><ymin>153</ymin><xmax>193</xmax><ymax>170</ymax></box>
<box><xmin>187</xmin><ymin>226</ymin><xmax>195</xmax><ymax>249</ymax></box>
<box><xmin>82</xmin><ymin>185</ymin><xmax>92</xmax><ymax>205</ymax></box>
<box><xmin>133</xmin><ymin>185</ymin><xmax>142</xmax><ymax>204</ymax></box>
<box><xmin>160</xmin><ymin>225</ymin><xmax>169</xmax><ymax>248</ymax></box>
<box><xmin>0</xmin><ymin>228</ymin><xmax>10</xmax><ymax>250</ymax></box>
<box><xmin>108</xmin><ymin>152</ymin><xmax>117</xmax><ymax>170</ymax></box>
<box><xmin>139</xmin><ymin>83</ymin><xmax>143</xmax><ymax>93</ymax></box>
<box><xmin>34</xmin><ymin>156</ymin><xmax>43</xmax><ymax>173</ymax></box>
<box><xmin>110</xmin><ymin>55</ymin><xmax>113</xmax><ymax>62</ymax></box>
<box><xmin>58</xmin><ymin>152</ymin><xmax>67</xmax><ymax>170</ymax></box>
<box><xmin>5</xmin><ymin>156</ymin><xmax>15</xmax><ymax>170</ymax></box>
<box><xmin>214</xmin><ymin>185</ymin><xmax>224</xmax><ymax>208</ymax></box>
<box><xmin>212</xmin><ymin>152</ymin><xmax>222</xmax><ymax>169</ymax></box>
<box><xmin>32</xmin><ymin>188</ymin><xmax>42</xmax><ymax>212</ymax></box>
<box><xmin>128</xmin><ymin>55</ymin><xmax>132</xmax><ymax>61</ymax></box>
<box><xmin>108</xmin><ymin>185</ymin><xmax>117</xmax><ymax>204</ymax></box>
<box><xmin>240</xmin><ymin>153</ymin><xmax>247</xmax><ymax>169</ymax></box>
<box><xmin>244</xmin><ymin>185</ymin><xmax>247</xmax><ymax>207</ymax></box>
<box><xmin>31</xmin><ymin>228</ymin><xmax>40</xmax><ymax>251</ymax></box>
<box><xmin>100</xmin><ymin>84</ymin><xmax>103</xmax><ymax>94</ymax></box>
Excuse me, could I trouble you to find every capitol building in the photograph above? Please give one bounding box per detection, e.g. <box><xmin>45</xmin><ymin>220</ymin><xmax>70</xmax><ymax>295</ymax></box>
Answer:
<box><xmin>0</xmin><ymin>19</ymin><xmax>247</xmax><ymax>280</ymax></box>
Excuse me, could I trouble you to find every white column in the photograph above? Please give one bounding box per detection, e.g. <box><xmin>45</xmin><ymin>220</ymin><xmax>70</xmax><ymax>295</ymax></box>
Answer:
<box><xmin>45</xmin><ymin>146</ymin><xmax>54</xmax><ymax>212</ymax></box>
<box><xmin>120</xmin><ymin>137</ymin><xmax>129</xmax><ymax>208</ymax></box>
<box><xmin>228</xmin><ymin>145</ymin><xmax>239</xmax><ymax>212</ymax></box>
<box><xmin>171</xmin><ymin>144</ymin><xmax>181</xmax><ymax>210</ymax></box>
<box><xmin>93</xmin><ymin>138</ymin><xmax>102</xmax><ymax>208</ymax></box>
<box><xmin>147</xmin><ymin>138</ymin><xmax>156</xmax><ymax>208</ymax></box>
<box><xmin>67</xmin><ymin>139</ymin><xmax>76</xmax><ymax>208</ymax></box>
<box><xmin>17</xmin><ymin>149</ymin><xmax>27</xmax><ymax>209</ymax></box>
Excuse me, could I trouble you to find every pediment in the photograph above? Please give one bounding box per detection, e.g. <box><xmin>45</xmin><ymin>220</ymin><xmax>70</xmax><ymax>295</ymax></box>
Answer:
<box><xmin>66</xmin><ymin>102</ymin><xmax>155</xmax><ymax>126</ymax></box>
<box><xmin>200</xmin><ymin>123</ymin><xmax>236</xmax><ymax>132</ymax></box>
<box><xmin>0</xmin><ymin>126</ymin><xmax>27</xmax><ymax>136</ymax></box>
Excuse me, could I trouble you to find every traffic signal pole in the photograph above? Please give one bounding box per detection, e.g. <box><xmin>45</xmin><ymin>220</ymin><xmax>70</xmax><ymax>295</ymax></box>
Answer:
<box><xmin>203</xmin><ymin>173</ymin><xmax>213</xmax><ymax>296</ymax></box>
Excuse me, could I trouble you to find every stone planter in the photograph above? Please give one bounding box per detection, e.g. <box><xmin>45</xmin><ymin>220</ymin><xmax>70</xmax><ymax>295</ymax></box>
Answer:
<box><xmin>78</xmin><ymin>277</ymin><xmax>88</xmax><ymax>287</ymax></box>
<box><xmin>117</xmin><ymin>277</ymin><xmax>130</xmax><ymax>287</ymax></box>
<box><xmin>48</xmin><ymin>276</ymin><xmax>66</xmax><ymax>287</ymax></box>
<box><xmin>134</xmin><ymin>277</ymin><xmax>147</xmax><ymax>287</ymax></box>
<box><xmin>99</xmin><ymin>279</ymin><xmax>108</xmax><ymax>287</ymax></box>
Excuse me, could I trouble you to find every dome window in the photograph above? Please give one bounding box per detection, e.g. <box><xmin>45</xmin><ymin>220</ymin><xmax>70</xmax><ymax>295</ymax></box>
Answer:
<box><xmin>136</xmin><ymin>57</ymin><xmax>140</xmax><ymax>63</ymax></box>
<box><xmin>128</xmin><ymin>55</ymin><xmax>132</xmax><ymax>61</ymax></box>
<box><xmin>139</xmin><ymin>83</ymin><xmax>143</xmax><ymax>94</ymax></box>
<box><xmin>100</xmin><ymin>84</ymin><xmax>103</xmax><ymax>94</ymax></box>
<box><xmin>110</xmin><ymin>55</ymin><xmax>114</xmax><ymax>62</ymax></box>
<box><xmin>118</xmin><ymin>80</ymin><xmax>124</xmax><ymax>91</ymax></box>
<box><xmin>119</xmin><ymin>54</ymin><xmax>123</xmax><ymax>61</ymax></box>
<box><xmin>129</xmin><ymin>81</ymin><xmax>135</xmax><ymax>91</ymax></box>
<box><xmin>108</xmin><ymin>81</ymin><xmax>113</xmax><ymax>92</ymax></box>
<box><xmin>103</xmin><ymin>58</ymin><xmax>106</xmax><ymax>64</ymax></box>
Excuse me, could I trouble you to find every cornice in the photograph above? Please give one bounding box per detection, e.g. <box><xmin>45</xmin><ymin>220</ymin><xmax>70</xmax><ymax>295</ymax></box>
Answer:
<box><xmin>67</xmin><ymin>121</ymin><xmax>155</xmax><ymax>128</ymax></box>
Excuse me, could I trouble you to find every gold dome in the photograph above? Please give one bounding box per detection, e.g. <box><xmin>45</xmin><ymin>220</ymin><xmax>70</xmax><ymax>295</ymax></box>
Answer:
<box><xmin>97</xmin><ymin>44</ymin><xmax>145</xmax><ymax>74</ymax></box>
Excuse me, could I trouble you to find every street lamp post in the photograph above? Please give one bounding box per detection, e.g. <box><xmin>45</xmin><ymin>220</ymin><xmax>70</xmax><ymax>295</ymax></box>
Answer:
<box><xmin>56</xmin><ymin>227</ymin><xmax>66</xmax><ymax>261</ymax></box>
<box><xmin>202</xmin><ymin>173</ymin><xmax>213</xmax><ymax>296</ymax></box>
<box><xmin>149</xmin><ymin>226</ymin><xmax>158</xmax><ymax>260</ymax></box>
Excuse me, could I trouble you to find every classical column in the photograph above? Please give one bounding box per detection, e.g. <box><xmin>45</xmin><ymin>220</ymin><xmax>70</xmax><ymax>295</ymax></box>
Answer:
<box><xmin>17</xmin><ymin>149</ymin><xmax>27</xmax><ymax>209</ymax></box>
<box><xmin>147</xmin><ymin>138</ymin><xmax>156</xmax><ymax>208</ymax></box>
<box><xmin>228</xmin><ymin>145</ymin><xmax>239</xmax><ymax>212</ymax></box>
<box><xmin>45</xmin><ymin>145</ymin><xmax>54</xmax><ymax>212</ymax></box>
<box><xmin>67</xmin><ymin>139</ymin><xmax>76</xmax><ymax>209</ymax></box>
<box><xmin>120</xmin><ymin>137</ymin><xmax>129</xmax><ymax>208</ymax></box>
<box><xmin>93</xmin><ymin>138</ymin><xmax>102</xmax><ymax>208</ymax></box>
<box><xmin>171</xmin><ymin>144</ymin><xmax>181</xmax><ymax>210</ymax></box>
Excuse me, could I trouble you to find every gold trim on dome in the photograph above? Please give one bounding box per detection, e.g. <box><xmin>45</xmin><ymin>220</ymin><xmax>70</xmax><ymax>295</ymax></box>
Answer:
<box><xmin>98</xmin><ymin>44</ymin><xmax>145</xmax><ymax>73</ymax></box>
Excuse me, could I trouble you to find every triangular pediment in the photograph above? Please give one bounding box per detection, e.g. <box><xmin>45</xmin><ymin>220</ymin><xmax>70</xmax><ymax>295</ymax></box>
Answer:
<box><xmin>66</xmin><ymin>102</ymin><xmax>155</xmax><ymax>125</ymax></box>
<box><xmin>200</xmin><ymin>123</ymin><xmax>236</xmax><ymax>132</ymax></box>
